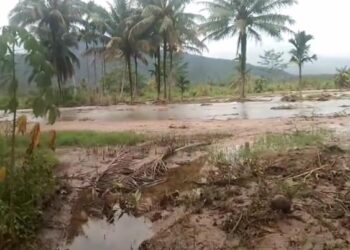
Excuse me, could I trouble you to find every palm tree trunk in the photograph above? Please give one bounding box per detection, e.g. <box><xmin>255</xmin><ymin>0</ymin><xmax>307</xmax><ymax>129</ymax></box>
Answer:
<box><xmin>10</xmin><ymin>42</ymin><xmax>17</xmax><ymax>170</ymax></box>
<box><xmin>157</xmin><ymin>46</ymin><xmax>161</xmax><ymax>100</ymax></box>
<box><xmin>240</xmin><ymin>33</ymin><xmax>247</xmax><ymax>99</ymax></box>
<box><xmin>134</xmin><ymin>55</ymin><xmax>138</xmax><ymax>98</ymax></box>
<box><xmin>93</xmin><ymin>48</ymin><xmax>97</xmax><ymax>87</ymax></box>
<box><xmin>86</xmin><ymin>42</ymin><xmax>90</xmax><ymax>84</ymax></box>
<box><xmin>163</xmin><ymin>38</ymin><xmax>167</xmax><ymax>99</ymax></box>
<box><xmin>298</xmin><ymin>63</ymin><xmax>302</xmax><ymax>97</ymax></box>
<box><xmin>120</xmin><ymin>62</ymin><xmax>126</xmax><ymax>99</ymax></box>
<box><xmin>169</xmin><ymin>49</ymin><xmax>173</xmax><ymax>101</ymax></box>
<box><xmin>126</xmin><ymin>55</ymin><xmax>134</xmax><ymax>104</ymax></box>
<box><xmin>101</xmin><ymin>41</ymin><xmax>106</xmax><ymax>94</ymax></box>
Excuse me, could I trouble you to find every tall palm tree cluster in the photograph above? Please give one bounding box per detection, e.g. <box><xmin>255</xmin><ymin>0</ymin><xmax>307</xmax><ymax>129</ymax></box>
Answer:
<box><xmin>8</xmin><ymin>0</ymin><xmax>304</xmax><ymax>102</ymax></box>
<box><xmin>9</xmin><ymin>0</ymin><xmax>205</xmax><ymax>103</ymax></box>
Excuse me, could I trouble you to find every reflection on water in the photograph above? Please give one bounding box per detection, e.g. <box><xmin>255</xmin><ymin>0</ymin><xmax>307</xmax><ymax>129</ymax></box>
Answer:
<box><xmin>1</xmin><ymin>97</ymin><xmax>350</xmax><ymax>122</ymax></box>
<box><xmin>64</xmin><ymin>212</ymin><xmax>152</xmax><ymax>250</ymax></box>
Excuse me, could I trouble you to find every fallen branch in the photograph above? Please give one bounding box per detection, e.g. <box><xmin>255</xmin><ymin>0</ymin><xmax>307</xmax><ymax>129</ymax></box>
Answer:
<box><xmin>191</xmin><ymin>177</ymin><xmax>245</xmax><ymax>187</ymax></box>
<box><xmin>230</xmin><ymin>213</ymin><xmax>243</xmax><ymax>235</ymax></box>
<box><xmin>287</xmin><ymin>160</ymin><xmax>336</xmax><ymax>181</ymax></box>
<box><xmin>174</xmin><ymin>142</ymin><xmax>211</xmax><ymax>153</ymax></box>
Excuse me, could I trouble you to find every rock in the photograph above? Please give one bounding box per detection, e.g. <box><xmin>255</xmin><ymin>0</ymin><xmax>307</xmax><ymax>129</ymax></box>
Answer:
<box><xmin>79</xmin><ymin>210</ymin><xmax>89</xmax><ymax>222</ymax></box>
<box><xmin>271</xmin><ymin>105</ymin><xmax>296</xmax><ymax>110</ymax></box>
<box><xmin>150</xmin><ymin>212</ymin><xmax>162</xmax><ymax>222</ymax></box>
<box><xmin>200</xmin><ymin>103</ymin><xmax>213</xmax><ymax>106</ymax></box>
<box><xmin>270</xmin><ymin>195</ymin><xmax>292</xmax><ymax>213</ymax></box>
<box><xmin>281</xmin><ymin>94</ymin><xmax>299</xmax><ymax>102</ymax></box>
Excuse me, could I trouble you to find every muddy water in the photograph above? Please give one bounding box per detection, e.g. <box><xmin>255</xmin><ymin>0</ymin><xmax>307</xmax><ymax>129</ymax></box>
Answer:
<box><xmin>143</xmin><ymin>156</ymin><xmax>207</xmax><ymax>200</ymax></box>
<box><xmin>57</xmin><ymin>99</ymin><xmax>350</xmax><ymax>122</ymax></box>
<box><xmin>63</xmin><ymin>212</ymin><xmax>152</xmax><ymax>250</ymax></box>
<box><xmin>2</xmin><ymin>97</ymin><xmax>349</xmax><ymax>123</ymax></box>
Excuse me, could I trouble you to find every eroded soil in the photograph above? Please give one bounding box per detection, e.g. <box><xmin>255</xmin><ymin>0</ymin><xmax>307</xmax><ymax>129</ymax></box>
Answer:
<box><xmin>37</xmin><ymin>124</ymin><xmax>350</xmax><ymax>250</ymax></box>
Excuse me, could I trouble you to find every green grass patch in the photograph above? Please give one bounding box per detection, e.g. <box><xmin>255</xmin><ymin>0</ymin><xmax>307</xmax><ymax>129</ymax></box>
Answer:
<box><xmin>13</xmin><ymin>131</ymin><xmax>145</xmax><ymax>148</ymax></box>
<box><xmin>239</xmin><ymin>130</ymin><xmax>328</xmax><ymax>159</ymax></box>
<box><xmin>210</xmin><ymin>130</ymin><xmax>328</xmax><ymax>166</ymax></box>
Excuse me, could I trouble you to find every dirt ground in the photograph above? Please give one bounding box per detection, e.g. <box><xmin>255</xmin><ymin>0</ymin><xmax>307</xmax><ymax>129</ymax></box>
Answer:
<box><xmin>37</xmin><ymin>114</ymin><xmax>350</xmax><ymax>250</ymax></box>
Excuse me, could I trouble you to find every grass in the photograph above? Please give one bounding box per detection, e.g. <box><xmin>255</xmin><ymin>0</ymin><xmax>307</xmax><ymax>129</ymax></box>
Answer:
<box><xmin>210</xmin><ymin>130</ymin><xmax>328</xmax><ymax>166</ymax></box>
<box><xmin>239</xmin><ymin>130</ymin><xmax>328</xmax><ymax>159</ymax></box>
<box><xmin>13</xmin><ymin>131</ymin><xmax>145</xmax><ymax>148</ymax></box>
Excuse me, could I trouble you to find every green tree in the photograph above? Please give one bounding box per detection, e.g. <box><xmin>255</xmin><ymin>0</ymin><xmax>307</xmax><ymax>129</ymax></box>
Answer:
<box><xmin>201</xmin><ymin>0</ymin><xmax>295</xmax><ymax>98</ymax></box>
<box><xmin>90</xmin><ymin>0</ymin><xmax>149</xmax><ymax>103</ymax></box>
<box><xmin>10</xmin><ymin>0</ymin><xmax>86</xmax><ymax>95</ymax></box>
<box><xmin>334</xmin><ymin>67</ymin><xmax>350</xmax><ymax>88</ymax></box>
<box><xmin>258</xmin><ymin>49</ymin><xmax>287</xmax><ymax>72</ymax></box>
<box><xmin>289</xmin><ymin>31</ymin><xmax>317</xmax><ymax>93</ymax></box>
<box><xmin>133</xmin><ymin>0</ymin><xmax>203</xmax><ymax>100</ymax></box>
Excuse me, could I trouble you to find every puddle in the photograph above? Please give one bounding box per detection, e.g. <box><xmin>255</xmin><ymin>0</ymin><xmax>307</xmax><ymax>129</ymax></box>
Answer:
<box><xmin>63</xmin><ymin>212</ymin><xmax>153</xmax><ymax>250</ymax></box>
<box><xmin>142</xmin><ymin>157</ymin><xmax>207</xmax><ymax>200</ymax></box>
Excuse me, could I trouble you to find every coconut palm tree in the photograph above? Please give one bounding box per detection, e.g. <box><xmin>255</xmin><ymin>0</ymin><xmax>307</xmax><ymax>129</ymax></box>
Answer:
<box><xmin>9</xmin><ymin>0</ymin><xmax>86</xmax><ymax>94</ymax></box>
<box><xmin>99</xmin><ymin>0</ymin><xmax>149</xmax><ymax>103</ymax></box>
<box><xmin>201</xmin><ymin>0</ymin><xmax>296</xmax><ymax>98</ymax></box>
<box><xmin>289</xmin><ymin>31</ymin><xmax>317</xmax><ymax>93</ymax></box>
<box><xmin>133</xmin><ymin>0</ymin><xmax>204</xmax><ymax>100</ymax></box>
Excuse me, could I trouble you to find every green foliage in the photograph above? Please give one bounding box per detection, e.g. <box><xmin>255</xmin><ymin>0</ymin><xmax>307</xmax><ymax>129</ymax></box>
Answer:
<box><xmin>209</xmin><ymin>130</ymin><xmax>327</xmax><ymax>167</ymax></box>
<box><xmin>258</xmin><ymin>50</ymin><xmax>287</xmax><ymax>72</ymax></box>
<box><xmin>239</xmin><ymin>130</ymin><xmax>327</xmax><ymax>160</ymax></box>
<box><xmin>13</xmin><ymin>131</ymin><xmax>145</xmax><ymax>148</ymax></box>
<box><xmin>289</xmin><ymin>31</ymin><xmax>317</xmax><ymax>67</ymax></box>
<box><xmin>10</xmin><ymin>0</ymin><xmax>85</xmax><ymax>93</ymax></box>
<box><xmin>0</xmin><ymin>149</ymin><xmax>57</xmax><ymax>248</ymax></box>
<box><xmin>201</xmin><ymin>0</ymin><xmax>296</xmax><ymax>98</ymax></box>
<box><xmin>334</xmin><ymin>67</ymin><xmax>350</xmax><ymax>88</ymax></box>
<box><xmin>254</xmin><ymin>78</ymin><xmax>267</xmax><ymax>93</ymax></box>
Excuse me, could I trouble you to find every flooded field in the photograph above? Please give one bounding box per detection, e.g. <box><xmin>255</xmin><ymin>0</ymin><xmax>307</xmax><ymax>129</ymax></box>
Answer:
<box><xmin>1</xmin><ymin>93</ymin><xmax>350</xmax><ymax>123</ymax></box>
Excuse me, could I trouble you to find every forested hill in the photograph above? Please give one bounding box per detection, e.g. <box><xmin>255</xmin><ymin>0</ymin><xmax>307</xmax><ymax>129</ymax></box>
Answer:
<box><xmin>12</xmin><ymin>50</ymin><xmax>293</xmax><ymax>92</ymax></box>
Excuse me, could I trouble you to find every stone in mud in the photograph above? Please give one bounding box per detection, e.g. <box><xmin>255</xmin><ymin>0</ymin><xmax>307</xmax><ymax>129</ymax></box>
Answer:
<box><xmin>270</xmin><ymin>195</ymin><xmax>292</xmax><ymax>213</ymax></box>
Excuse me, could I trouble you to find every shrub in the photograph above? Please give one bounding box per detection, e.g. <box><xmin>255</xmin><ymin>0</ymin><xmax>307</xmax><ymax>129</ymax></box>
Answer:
<box><xmin>0</xmin><ymin>149</ymin><xmax>57</xmax><ymax>248</ymax></box>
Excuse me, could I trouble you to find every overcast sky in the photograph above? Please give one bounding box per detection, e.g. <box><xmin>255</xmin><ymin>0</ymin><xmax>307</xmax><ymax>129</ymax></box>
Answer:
<box><xmin>1</xmin><ymin>0</ymin><xmax>349</xmax><ymax>73</ymax></box>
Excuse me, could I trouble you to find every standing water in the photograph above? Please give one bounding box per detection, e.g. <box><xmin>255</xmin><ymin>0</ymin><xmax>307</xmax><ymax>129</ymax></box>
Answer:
<box><xmin>63</xmin><ymin>212</ymin><xmax>152</xmax><ymax>250</ymax></box>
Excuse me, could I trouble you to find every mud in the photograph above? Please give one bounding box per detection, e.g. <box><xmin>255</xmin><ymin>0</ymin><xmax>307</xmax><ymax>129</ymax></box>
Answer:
<box><xmin>37</xmin><ymin>126</ymin><xmax>350</xmax><ymax>250</ymax></box>
<box><xmin>141</xmin><ymin>145</ymin><xmax>350</xmax><ymax>250</ymax></box>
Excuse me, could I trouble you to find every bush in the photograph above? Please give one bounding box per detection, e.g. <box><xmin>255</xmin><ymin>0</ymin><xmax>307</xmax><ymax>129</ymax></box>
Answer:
<box><xmin>0</xmin><ymin>149</ymin><xmax>57</xmax><ymax>248</ymax></box>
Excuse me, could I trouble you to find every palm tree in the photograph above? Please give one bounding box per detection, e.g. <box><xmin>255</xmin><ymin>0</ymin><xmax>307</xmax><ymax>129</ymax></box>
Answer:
<box><xmin>101</xmin><ymin>0</ymin><xmax>149</xmax><ymax>103</ymax></box>
<box><xmin>201</xmin><ymin>0</ymin><xmax>296</xmax><ymax>98</ymax></box>
<box><xmin>133</xmin><ymin>0</ymin><xmax>203</xmax><ymax>100</ymax></box>
<box><xmin>289</xmin><ymin>31</ymin><xmax>317</xmax><ymax>93</ymax></box>
<box><xmin>9</xmin><ymin>0</ymin><xmax>86</xmax><ymax>94</ymax></box>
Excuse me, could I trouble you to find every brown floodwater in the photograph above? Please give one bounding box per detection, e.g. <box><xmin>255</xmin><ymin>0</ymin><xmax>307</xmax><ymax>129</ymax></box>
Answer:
<box><xmin>1</xmin><ymin>96</ymin><xmax>350</xmax><ymax>123</ymax></box>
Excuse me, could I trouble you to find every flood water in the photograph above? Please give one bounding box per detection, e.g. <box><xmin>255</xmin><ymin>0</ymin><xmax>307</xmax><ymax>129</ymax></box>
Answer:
<box><xmin>64</xmin><ymin>212</ymin><xmax>153</xmax><ymax>250</ymax></box>
<box><xmin>1</xmin><ymin>95</ymin><xmax>350</xmax><ymax>122</ymax></box>
<box><xmin>58</xmin><ymin>98</ymin><xmax>350</xmax><ymax>122</ymax></box>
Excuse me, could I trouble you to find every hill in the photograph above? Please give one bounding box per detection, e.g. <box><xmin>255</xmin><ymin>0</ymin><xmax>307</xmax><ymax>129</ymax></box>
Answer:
<box><xmin>5</xmin><ymin>48</ymin><xmax>294</xmax><ymax>94</ymax></box>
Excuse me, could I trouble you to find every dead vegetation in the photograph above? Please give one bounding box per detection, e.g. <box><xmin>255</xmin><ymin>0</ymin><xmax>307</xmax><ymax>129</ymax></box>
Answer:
<box><xmin>41</xmin><ymin>130</ymin><xmax>350</xmax><ymax>250</ymax></box>
<box><xmin>140</xmin><ymin>132</ymin><xmax>350</xmax><ymax>250</ymax></box>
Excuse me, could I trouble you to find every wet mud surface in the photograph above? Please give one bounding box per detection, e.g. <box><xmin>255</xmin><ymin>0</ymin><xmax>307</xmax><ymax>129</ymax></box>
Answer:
<box><xmin>38</xmin><ymin>128</ymin><xmax>350</xmax><ymax>250</ymax></box>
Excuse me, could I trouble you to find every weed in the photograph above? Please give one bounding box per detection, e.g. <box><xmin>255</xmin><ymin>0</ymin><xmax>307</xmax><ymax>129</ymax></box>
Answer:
<box><xmin>237</xmin><ymin>130</ymin><xmax>328</xmax><ymax>160</ymax></box>
<box><xmin>0</xmin><ymin>149</ymin><xmax>57</xmax><ymax>249</ymax></box>
<box><xmin>15</xmin><ymin>131</ymin><xmax>145</xmax><ymax>148</ymax></box>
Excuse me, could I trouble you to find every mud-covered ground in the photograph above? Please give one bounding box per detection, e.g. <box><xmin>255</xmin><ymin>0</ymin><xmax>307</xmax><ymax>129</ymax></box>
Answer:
<box><xmin>37</xmin><ymin>123</ymin><xmax>350</xmax><ymax>250</ymax></box>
